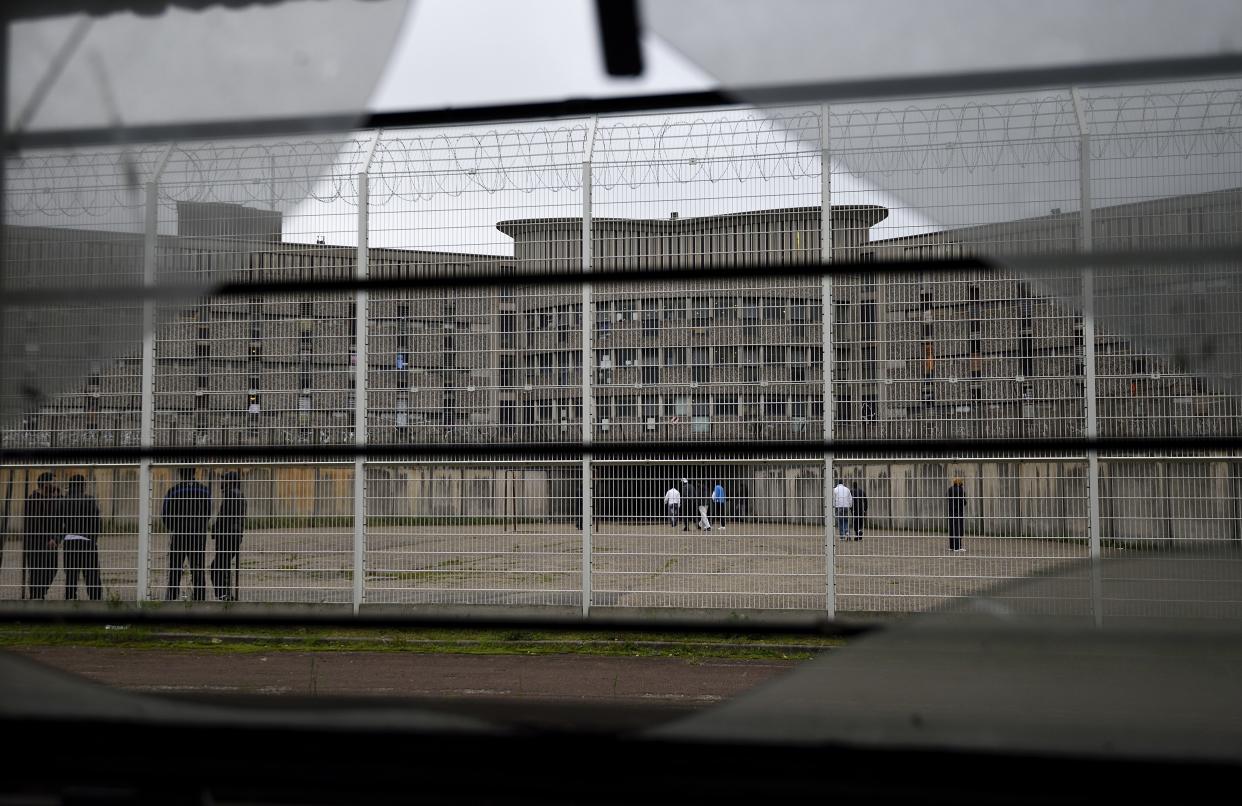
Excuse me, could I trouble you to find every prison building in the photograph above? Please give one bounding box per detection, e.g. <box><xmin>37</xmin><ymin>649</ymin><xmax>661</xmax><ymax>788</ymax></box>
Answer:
<box><xmin>863</xmin><ymin>187</ymin><xmax>1242</xmax><ymax>440</ymax></box>
<box><xmin>3</xmin><ymin>189</ymin><xmax>1240</xmax><ymax>450</ymax></box>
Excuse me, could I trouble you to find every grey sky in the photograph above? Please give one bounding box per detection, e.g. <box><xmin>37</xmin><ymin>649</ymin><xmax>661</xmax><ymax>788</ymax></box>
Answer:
<box><xmin>369</xmin><ymin>0</ymin><xmax>715</xmax><ymax>111</ymax></box>
<box><xmin>7</xmin><ymin>0</ymin><xmax>1241</xmax><ymax>250</ymax></box>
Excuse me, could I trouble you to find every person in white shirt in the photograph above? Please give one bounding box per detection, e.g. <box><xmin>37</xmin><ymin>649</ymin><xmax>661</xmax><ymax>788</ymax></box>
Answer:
<box><xmin>832</xmin><ymin>480</ymin><xmax>854</xmax><ymax>540</ymax></box>
<box><xmin>663</xmin><ymin>484</ymin><xmax>681</xmax><ymax>528</ymax></box>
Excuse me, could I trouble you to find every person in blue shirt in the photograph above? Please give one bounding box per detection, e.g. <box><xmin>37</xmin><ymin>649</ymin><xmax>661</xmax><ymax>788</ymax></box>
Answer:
<box><xmin>711</xmin><ymin>482</ymin><xmax>727</xmax><ymax>530</ymax></box>
<box><xmin>162</xmin><ymin>467</ymin><xmax>212</xmax><ymax>601</ymax></box>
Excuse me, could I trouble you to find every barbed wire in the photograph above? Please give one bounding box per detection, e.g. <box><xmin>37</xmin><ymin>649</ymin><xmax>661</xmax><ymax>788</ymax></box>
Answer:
<box><xmin>6</xmin><ymin>85</ymin><xmax>1241</xmax><ymax>218</ymax></box>
<box><xmin>832</xmin><ymin>87</ymin><xmax>1242</xmax><ymax>174</ymax></box>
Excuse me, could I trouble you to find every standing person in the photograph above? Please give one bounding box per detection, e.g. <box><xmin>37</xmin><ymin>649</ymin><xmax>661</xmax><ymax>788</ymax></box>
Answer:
<box><xmin>679</xmin><ymin>478</ymin><xmax>698</xmax><ymax>531</ymax></box>
<box><xmin>697</xmin><ymin>480</ymin><xmax>713</xmax><ymax>531</ymax></box>
<box><xmin>947</xmin><ymin>476</ymin><xmax>967</xmax><ymax>553</ymax></box>
<box><xmin>851</xmin><ymin>480</ymin><xmax>869</xmax><ymax>541</ymax></box>
<box><xmin>22</xmin><ymin>472</ymin><xmax>62</xmax><ymax>600</ymax></box>
<box><xmin>663</xmin><ymin>483</ymin><xmax>681</xmax><ymax>528</ymax></box>
<box><xmin>832</xmin><ymin>479</ymin><xmax>853</xmax><ymax>540</ymax></box>
<box><xmin>210</xmin><ymin>472</ymin><xmax>247</xmax><ymax>602</ymax></box>
<box><xmin>162</xmin><ymin>468</ymin><xmax>212</xmax><ymax>601</ymax></box>
<box><xmin>712</xmin><ymin>481</ymin><xmax>727</xmax><ymax>530</ymax></box>
<box><xmin>61</xmin><ymin>475</ymin><xmax>103</xmax><ymax>601</ymax></box>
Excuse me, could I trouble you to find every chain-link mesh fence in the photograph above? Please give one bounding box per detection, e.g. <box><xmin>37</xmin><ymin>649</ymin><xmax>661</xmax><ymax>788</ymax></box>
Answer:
<box><xmin>4</xmin><ymin>79</ymin><xmax>1241</xmax><ymax>616</ymax></box>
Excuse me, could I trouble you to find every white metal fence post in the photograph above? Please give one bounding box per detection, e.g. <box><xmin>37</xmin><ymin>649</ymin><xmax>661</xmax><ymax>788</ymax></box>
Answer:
<box><xmin>1072</xmin><ymin>88</ymin><xmax>1103</xmax><ymax>626</ymax></box>
<box><xmin>138</xmin><ymin>143</ymin><xmax>174</xmax><ymax>604</ymax></box>
<box><xmin>354</xmin><ymin>131</ymin><xmax>381</xmax><ymax>615</ymax></box>
<box><xmin>821</xmin><ymin>104</ymin><xmax>836</xmax><ymax>618</ymax></box>
<box><xmin>581</xmin><ymin>116</ymin><xmax>598</xmax><ymax>619</ymax></box>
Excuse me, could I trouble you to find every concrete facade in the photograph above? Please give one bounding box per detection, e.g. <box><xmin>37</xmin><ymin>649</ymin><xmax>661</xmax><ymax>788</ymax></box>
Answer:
<box><xmin>2</xmin><ymin>189</ymin><xmax>1240</xmax><ymax>541</ymax></box>
<box><xmin>10</xmin><ymin>189</ymin><xmax>1233</xmax><ymax>450</ymax></box>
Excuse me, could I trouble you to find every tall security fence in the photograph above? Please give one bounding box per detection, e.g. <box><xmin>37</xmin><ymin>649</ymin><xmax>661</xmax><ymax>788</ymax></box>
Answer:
<box><xmin>1</xmin><ymin>455</ymin><xmax>1239</xmax><ymax>615</ymax></box>
<box><xmin>3</xmin><ymin>79</ymin><xmax>1242</xmax><ymax>617</ymax></box>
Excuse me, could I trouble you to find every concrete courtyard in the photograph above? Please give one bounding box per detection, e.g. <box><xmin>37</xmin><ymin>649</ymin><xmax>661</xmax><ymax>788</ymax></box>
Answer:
<box><xmin>0</xmin><ymin>520</ymin><xmax>1092</xmax><ymax>613</ymax></box>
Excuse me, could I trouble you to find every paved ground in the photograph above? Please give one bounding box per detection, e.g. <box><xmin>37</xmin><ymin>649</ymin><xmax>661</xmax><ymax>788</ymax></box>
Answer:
<box><xmin>0</xmin><ymin>522</ymin><xmax>1090</xmax><ymax>612</ymax></box>
<box><xmin>10</xmin><ymin>645</ymin><xmax>800</xmax><ymax>730</ymax></box>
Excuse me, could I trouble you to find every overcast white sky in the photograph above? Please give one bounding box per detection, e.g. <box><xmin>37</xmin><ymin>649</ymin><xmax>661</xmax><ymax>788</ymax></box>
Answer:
<box><xmin>349</xmin><ymin>0</ymin><xmax>1242</xmax><ymax>251</ymax></box>
<box><xmin>332</xmin><ymin>0</ymin><xmax>930</xmax><ymax>251</ymax></box>
<box><xmin>368</xmin><ymin>0</ymin><xmax>715</xmax><ymax>111</ymax></box>
<box><xmin>9</xmin><ymin>0</ymin><xmax>1240</xmax><ymax>249</ymax></box>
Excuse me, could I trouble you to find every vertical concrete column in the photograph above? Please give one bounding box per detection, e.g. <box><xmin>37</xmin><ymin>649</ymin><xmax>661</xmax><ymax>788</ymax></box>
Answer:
<box><xmin>820</xmin><ymin>104</ymin><xmax>836</xmax><ymax>618</ymax></box>
<box><xmin>580</xmin><ymin>116</ymin><xmax>598</xmax><ymax>619</ymax></box>
<box><xmin>138</xmin><ymin>143</ymin><xmax>175</xmax><ymax>604</ymax></box>
<box><xmin>1072</xmin><ymin>88</ymin><xmax>1103</xmax><ymax>626</ymax></box>
<box><xmin>353</xmin><ymin>130</ymin><xmax>382</xmax><ymax>615</ymax></box>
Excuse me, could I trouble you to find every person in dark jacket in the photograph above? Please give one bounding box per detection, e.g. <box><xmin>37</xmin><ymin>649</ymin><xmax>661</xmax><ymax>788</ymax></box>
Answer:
<box><xmin>851</xmin><ymin>481</ymin><xmax>869</xmax><ymax>540</ymax></box>
<box><xmin>61</xmin><ymin>475</ymin><xmax>103</xmax><ymax>601</ymax></box>
<box><xmin>680</xmin><ymin>478</ymin><xmax>710</xmax><ymax>531</ymax></box>
<box><xmin>947</xmin><ymin>477</ymin><xmax>967</xmax><ymax>552</ymax></box>
<box><xmin>162</xmin><ymin>467</ymin><xmax>212</xmax><ymax>601</ymax></box>
<box><xmin>679</xmin><ymin>478</ymin><xmax>696</xmax><ymax>530</ymax></box>
<box><xmin>22</xmin><ymin>472</ymin><xmax>62</xmax><ymax>599</ymax></box>
<box><xmin>210</xmin><ymin>472</ymin><xmax>247</xmax><ymax>601</ymax></box>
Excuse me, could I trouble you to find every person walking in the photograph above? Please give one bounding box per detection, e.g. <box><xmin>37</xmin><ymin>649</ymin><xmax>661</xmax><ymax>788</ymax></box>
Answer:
<box><xmin>696</xmin><ymin>479</ymin><xmax>713</xmax><ymax>531</ymax></box>
<box><xmin>851</xmin><ymin>481</ymin><xmax>869</xmax><ymax>540</ymax></box>
<box><xmin>947</xmin><ymin>476</ymin><xmax>967</xmax><ymax>553</ymax></box>
<box><xmin>162</xmin><ymin>467</ymin><xmax>212</xmax><ymax>601</ymax></box>
<box><xmin>832</xmin><ymin>479</ymin><xmax>853</xmax><ymax>540</ymax></box>
<box><xmin>663</xmin><ymin>483</ymin><xmax>681</xmax><ymax>528</ymax></box>
<box><xmin>22</xmin><ymin>472</ymin><xmax>62</xmax><ymax>600</ymax></box>
<box><xmin>679</xmin><ymin>478</ymin><xmax>698</xmax><ymax>531</ymax></box>
<box><xmin>61</xmin><ymin>475</ymin><xmax>103</xmax><ymax>601</ymax></box>
<box><xmin>210</xmin><ymin>471</ymin><xmax>247</xmax><ymax>602</ymax></box>
<box><xmin>712</xmin><ymin>481</ymin><xmax>727</xmax><ymax>530</ymax></box>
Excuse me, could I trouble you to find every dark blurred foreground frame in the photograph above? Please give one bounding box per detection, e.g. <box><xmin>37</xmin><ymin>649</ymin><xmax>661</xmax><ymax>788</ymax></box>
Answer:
<box><xmin>3</xmin><ymin>555</ymin><xmax>1242</xmax><ymax>805</ymax></box>
<box><xmin>5</xmin><ymin>3</ymin><xmax>1242</xmax><ymax>803</ymax></box>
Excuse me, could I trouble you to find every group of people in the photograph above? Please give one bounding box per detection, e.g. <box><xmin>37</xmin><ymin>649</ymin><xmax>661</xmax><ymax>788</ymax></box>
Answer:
<box><xmin>18</xmin><ymin>468</ymin><xmax>246</xmax><ymax>602</ymax></box>
<box><xmin>834</xmin><ymin>476</ymin><xmax>969</xmax><ymax>552</ymax></box>
<box><xmin>832</xmin><ymin>480</ymin><xmax>870</xmax><ymax>541</ymax></box>
<box><xmin>162</xmin><ymin>468</ymin><xmax>246</xmax><ymax>602</ymax></box>
<box><xmin>21</xmin><ymin>472</ymin><xmax>104</xmax><ymax>600</ymax></box>
<box><xmin>662</xmin><ymin>476</ymin><xmax>969</xmax><ymax>550</ymax></box>
<box><xmin>664</xmin><ymin>478</ymin><xmax>728</xmax><ymax>531</ymax></box>
<box><xmin>19</xmin><ymin>469</ymin><xmax>971</xmax><ymax>602</ymax></box>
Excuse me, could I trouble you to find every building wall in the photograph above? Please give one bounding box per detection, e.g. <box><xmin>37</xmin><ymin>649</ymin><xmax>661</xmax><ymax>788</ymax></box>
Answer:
<box><xmin>863</xmin><ymin>188</ymin><xmax>1242</xmax><ymax>440</ymax></box>
<box><xmin>4</xmin><ymin>190</ymin><xmax>1242</xmax><ymax>540</ymax></box>
<box><xmin>2</xmin><ymin>459</ymin><xmax>1237</xmax><ymax>545</ymax></box>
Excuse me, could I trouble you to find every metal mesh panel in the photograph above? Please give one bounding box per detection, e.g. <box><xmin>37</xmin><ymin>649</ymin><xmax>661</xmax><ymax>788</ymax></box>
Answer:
<box><xmin>4</xmin><ymin>78</ymin><xmax>1242</xmax><ymax>619</ymax></box>
<box><xmin>590</xmin><ymin>456</ymin><xmax>826</xmax><ymax>611</ymax></box>
<box><xmin>833</xmin><ymin>455</ymin><xmax>1090</xmax><ymax>614</ymax></box>
<box><xmin>0</xmin><ymin>464</ymin><xmax>140</xmax><ymax>602</ymax></box>
<box><xmin>1098</xmin><ymin>453</ymin><xmax>1242</xmax><ymax>619</ymax></box>
<box><xmin>146</xmin><ymin>463</ymin><xmax>354</xmax><ymax>604</ymax></box>
<box><xmin>365</xmin><ymin>459</ymin><xmax>582</xmax><ymax>607</ymax></box>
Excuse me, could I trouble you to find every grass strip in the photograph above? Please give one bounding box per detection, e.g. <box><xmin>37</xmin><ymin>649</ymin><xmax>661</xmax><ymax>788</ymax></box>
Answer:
<box><xmin>0</xmin><ymin>623</ymin><xmax>842</xmax><ymax>661</ymax></box>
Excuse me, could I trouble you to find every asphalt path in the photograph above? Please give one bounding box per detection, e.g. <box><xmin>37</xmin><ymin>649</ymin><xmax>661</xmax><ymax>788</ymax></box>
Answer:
<box><xmin>11</xmin><ymin>646</ymin><xmax>801</xmax><ymax>731</ymax></box>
